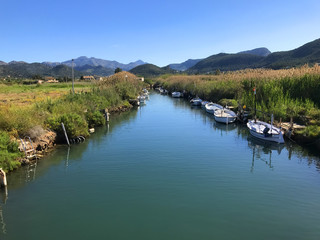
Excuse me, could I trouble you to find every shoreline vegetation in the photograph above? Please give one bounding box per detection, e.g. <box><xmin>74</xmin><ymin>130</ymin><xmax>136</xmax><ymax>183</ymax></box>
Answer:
<box><xmin>1</xmin><ymin>65</ymin><xmax>320</xmax><ymax>173</ymax></box>
<box><xmin>153</xmin><ymin>64</ymin><xmax>320</xmax><ymax>146</ymax></box>
<box><xmin>0</xmin><ymin>71</ymin><xmax>147</xmax><ymax>172</ymax></box>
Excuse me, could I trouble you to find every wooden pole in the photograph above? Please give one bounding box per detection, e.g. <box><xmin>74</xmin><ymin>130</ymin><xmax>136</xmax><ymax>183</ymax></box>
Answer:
<box><xmin>61</xmin><ymin>123</ymin><xmax>70</xmax><ymax>146</ymax></box>
<box><xmin>72</xmin><ymin>59</ymin><xmax>75</xmax><ymax>95</ymax></box>
<box><xmin>0</xmin><ymin>169</ymin><xmax>7</xmax><ymax>187</ymax></box>
<box><xmin>254</xmin><ymin>87</ymin><xmax>257</xmax><ymax>122</ymax></box>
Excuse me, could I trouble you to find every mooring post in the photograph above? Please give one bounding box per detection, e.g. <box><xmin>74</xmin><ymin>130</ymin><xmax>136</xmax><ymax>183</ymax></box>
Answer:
<box><xmin>105</xmin><ymin>108</ymin><xmax>110</xmax><ymax>122</ymax></box>
<box><xmin>0</xmin><ymin>169</ymin><xmax>7</xmax><ymax>188</ymax></box>
<box><xmin>61</xmin><ymin>123</ymin><xmax>70</xmax><ymax>146</ymax></box>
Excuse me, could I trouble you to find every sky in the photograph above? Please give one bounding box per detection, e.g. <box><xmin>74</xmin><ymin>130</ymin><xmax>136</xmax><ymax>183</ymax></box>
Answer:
<box><xmin>1</xmin><ymin>0</ymin><xmax>320</xmax><ymax>67</ymax></box>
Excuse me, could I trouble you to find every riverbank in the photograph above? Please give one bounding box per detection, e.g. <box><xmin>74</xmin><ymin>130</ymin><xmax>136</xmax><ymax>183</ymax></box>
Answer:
<box><xmin>154</xmin><ymin>65</ymin><xmax>320</xmax><ymax>149</ymax></box>
<box><xmin>0</xmin><ymin>71</ymin><xmax>148</xmax><ymax>172</ymax></box>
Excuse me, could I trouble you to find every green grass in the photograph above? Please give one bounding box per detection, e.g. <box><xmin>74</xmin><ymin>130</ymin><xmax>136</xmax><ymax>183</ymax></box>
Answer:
<box><xmin>0</xmin><ymin>81</ymin><xmax>92</xmax><ymax>93</ymax></box>
<box><xmin>0</xmin><ymin>131</ymin><xmax>22</xmax><ymax>172</ymax></box>
<box><xmin>0</xmin><ymin>74</ymin><xmax>147</xmax><ymax>171</ymax></box>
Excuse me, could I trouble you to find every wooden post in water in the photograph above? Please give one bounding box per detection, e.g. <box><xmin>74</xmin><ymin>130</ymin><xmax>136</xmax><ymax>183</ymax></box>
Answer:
<box><xmin>105</xmin><ymin>108</ymin><xmax>110</xmax><ymax>122</ymax></box>
<box><xmin>61</xmin><ymin>123</ymin><xmax>70</xmax><ymax>146</ymax></box>
<box><xmin>0</xmin><ymin>169</ymin><xmax>7</xmax><ymax>188</ymax></box>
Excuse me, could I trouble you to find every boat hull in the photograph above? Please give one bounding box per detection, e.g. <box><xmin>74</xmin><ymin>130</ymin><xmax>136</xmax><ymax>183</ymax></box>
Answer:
<box><xmin>214</xmin><ymin>109</ymin><xmax>237</xmax><ymax>124</ymax></box>
<box><xmin>172</xmin><ymin>92</ymin><xmax>181</xmax><ymax>98</ymax></box>
<box><xmin>190</xmin><ymin>99</ymin><xmax>202</xmax><ymax>106</ymax></box>
<box><xmin>247</xmin><ymin>120</ymin><xmax>285</xmax><ymax>144</ymax></box>
<box><xmin>205</xmin><ymin>103</ymin><xmax>223</xmax><ymax>114</ymax></box>
<box><xmin>214</xmin><ymin>116</ymin><xmax>237</xmax><ymax>124</ymax></box>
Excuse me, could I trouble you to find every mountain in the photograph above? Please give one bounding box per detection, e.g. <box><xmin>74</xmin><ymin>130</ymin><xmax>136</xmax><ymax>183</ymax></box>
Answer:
<box><xmin>188</xmin><ymin>53</ymin><xmax>264</xmax><ymax>73</ymax></box>
<box><xmin>75</xmin><ymin>64</ymin><xmax>114</xmax><ymax>76</ymax></box>
<box><xmin>42</xmin><ymin>61</ymin><xmax>61</xmax><ymax>67</ymax></box>
<box><xmin>189</xmin><ymin>38</ymin><xmax>320</xmax><ymax>73</ymax></box>
<box><xmin>0</xmin><ymin>62</ymin><xmax>84</xmax><ymax>78</ymax></box>
<box><xmin>62</xmin><ymin>57</ymin><xmax>146</xmax><ymax>71</ymax></box>
<box><xmin>169</xmin><ymin>59</ymin><xmax>202</xmax><ymax>71</ymax></box>
<box><xmin>130</xmin><ymin>64</ymin><xmax>175</xmax><ymax>77</ymax></box>
<box><xmin>238</xmin><ymin>47</ymin><xmax>271</xmax><ymax>57</ymax></box>
<box><xmin>9</xmin><ymin>61</ymin><xmax>28</xmax><ymax>65</ymax></box>
<box><xmin>260</xmin><ymin>38</ymin><xmax>320</xmax><ymax>69</ymax></box>
<box><xmin>1</xmin><ymin>38</ymin><xmax>320</xmax><ymax>78</ymax></box>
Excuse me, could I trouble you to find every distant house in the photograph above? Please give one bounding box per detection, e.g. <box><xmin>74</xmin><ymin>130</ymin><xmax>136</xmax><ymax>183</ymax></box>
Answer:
<box><xmin>82</xmin><ymin>76</ymin><xmax>95</xmax><ymax>81</ymax></box>
<box><xmin>44</xmin><ymin>76</ymin><xmax>59</xmax><ymax>83</ymax></box>
<box><xmin>94</xmin><ymin>76</ymin><xmax>103</xmax><ymax>81</ymax></box>
<box><xmin>138</xmin><ymin>77</ymin><xmax>144</xmax><ymax>82</ymax></box>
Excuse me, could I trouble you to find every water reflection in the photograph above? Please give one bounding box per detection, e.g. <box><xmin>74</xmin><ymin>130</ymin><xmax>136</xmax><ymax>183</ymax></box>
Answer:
<box><xmin>0</xmin><ymin>205</ymin><xmax>6</xmax><ymax>235</ymax></box>
<box><xmin>7</xmin><ymin>108</ymin><xmax>139</xmax><ymax>191</ymax></box>
<box><xmin>213</xmin><ymin>122</ymin><xmax>237</xmax><ymax>136</ymax></box>
<box><xmin>248</xmin><ymin>136</ymin><xmax>285</xmax><ymax>172</ymax></box>
<box><xmin>0</xmin><ymin>188</ymin><xmax>7</xmax><ymax>235</ymax></box>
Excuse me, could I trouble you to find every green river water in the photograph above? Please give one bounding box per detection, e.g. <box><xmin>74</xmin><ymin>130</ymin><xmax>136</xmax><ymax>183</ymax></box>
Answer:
<box><xmin>0</xmin><ymin>93</ymin><xmax>319</xmax><ymax>240</ymax></box>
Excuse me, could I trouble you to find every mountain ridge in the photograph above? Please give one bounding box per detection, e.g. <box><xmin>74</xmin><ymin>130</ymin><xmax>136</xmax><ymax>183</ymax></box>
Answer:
<box><xmin>1</xmin><ymin>38</ymin><xmax>320</xmax><ymax>78</ymax></box>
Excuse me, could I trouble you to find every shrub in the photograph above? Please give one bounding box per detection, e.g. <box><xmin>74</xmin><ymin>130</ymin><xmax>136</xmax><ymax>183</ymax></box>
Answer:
<box><xmin>0</xmin><ymin>131</ymin><xmax>22</xmax><ymax>172</ymax></box>
<box><xmin>86</xmin><ymin>111</ymin><xmax>105</xmax><ymax>128</ymax></box>
<box><xmin>47</xmin><ymin>113</ymin><xmax>89</xmax><ymax>141</ymax></box>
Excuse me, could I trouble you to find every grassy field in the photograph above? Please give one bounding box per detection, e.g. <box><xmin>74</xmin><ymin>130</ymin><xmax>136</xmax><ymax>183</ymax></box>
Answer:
<box><xmin>0</xmin><ymin>73</ymin><xmax>147</xmax><ymax>172</ymax></box>
<box><xmin>0</xmin><ymin>82</ymin><xmax>92</xmax><ymax>106</ymax></box>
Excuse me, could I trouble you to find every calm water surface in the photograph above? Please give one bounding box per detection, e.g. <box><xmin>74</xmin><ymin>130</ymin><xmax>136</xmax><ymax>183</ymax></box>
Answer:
<box><xmin>1</xmin><ymin>93</ymin><xmax>320</xmax><ymax>240</ymax></box>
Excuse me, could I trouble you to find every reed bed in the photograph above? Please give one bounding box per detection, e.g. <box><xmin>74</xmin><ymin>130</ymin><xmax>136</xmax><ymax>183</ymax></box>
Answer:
<box><xmin>157</xmin><ymin>65</ymin><xmax>320</xmax><ymax>138</ymax></box>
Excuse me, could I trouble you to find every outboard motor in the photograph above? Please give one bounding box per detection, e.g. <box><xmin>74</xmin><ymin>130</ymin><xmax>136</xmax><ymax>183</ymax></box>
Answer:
<box><xmin>263</xmin><ymin>127</ymin><xmax>270</xmax><ymax>137</ymax></box>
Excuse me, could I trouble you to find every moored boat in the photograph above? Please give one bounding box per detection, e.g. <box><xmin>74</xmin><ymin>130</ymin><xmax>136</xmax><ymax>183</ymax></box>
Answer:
<box><xmin>172</xmin><ymin>92</ymin><xmax>182</xmax><ymax>98</ymax></box>
<box><xmin>205</xmin><ymin>102</ymin><xmax>223</xmax><ymax>114</ymax></box>
<box><xmin>190</xmin><ymin>97</ymin><xmax>202</xmax><ymax>106</ymax></box>
<box><xmin>247</xmin><ymin>119</ymin><xmax>284</xmax><ymax>144</ymax></box>
<box><xmin>137</xmin><ymin>95</ymin><xmax>146</xmax><ymax>104</ymax></box>
<box><xmin>214</xmin><ymin>108</ymin><xmax>237</xmax><ymax>124</ymax></box>
<box><xmin>201</xmin><ymin>101</ymin><xmax>209</xmax><ymax>109</ymax></box>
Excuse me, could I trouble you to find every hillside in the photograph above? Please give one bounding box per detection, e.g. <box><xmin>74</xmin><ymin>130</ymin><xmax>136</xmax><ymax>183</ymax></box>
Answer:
<box><xmin>260</xmin><ymin>38</ymin><xmax>320</xmax><ymax>69</ymax></box>
<box><xmin>188</xmin><ymin>53</ymin><xmax>264</xmax><ymax>73</ymax></box>
<box><xmin>189</xmin><ymin>38</ymin><xmax>320</xmax><ymax>73</ymax></box>
<box><xmin>61</xmin><ymin>57</ymin><xmax>146</xmax><ymax>71</ymax></box>
<box><xmin>130</xmin><ymin>64</ymin><xmax>175</xmax><ymax>77</ymax></box>
<box><xmin>0</xmin><ymin>62</ymin><xmax>84</xmax><ymax>78</ymax></box>
<box><xmin>238</xmin><ymin>47</ymin><xmax>271</xmax><ymax>57</ymax></box>
<box><xmin>169</xmin><ymin>59</ymin><xmax>202</xmax><ymax>71</ymax></box>
<box><xmin>75</xmin><ymin>64</ymin><xmax>114</xmax><ymax>76</ymax></box>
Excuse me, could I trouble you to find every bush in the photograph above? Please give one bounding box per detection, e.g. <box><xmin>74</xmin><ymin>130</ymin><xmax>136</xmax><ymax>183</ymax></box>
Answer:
<box><xmin>86</xmin><ymin>111</ymin><xmax>105</xmax><ymax>128</ymax></box>
<box><xmin>47</xmin><ymin>113</ymin><xmax>89</xmax><ymax>141</ymax></box>
<box><xmin>0</xmin><ymin>131</ymin><xmax>22</xmax><ymax>172</ymax></box>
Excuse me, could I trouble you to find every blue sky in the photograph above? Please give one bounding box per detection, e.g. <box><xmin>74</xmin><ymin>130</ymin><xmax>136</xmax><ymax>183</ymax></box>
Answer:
<box><xmin>1</xmin><ymin>0</ymin><xmax>319</xmax><ymax>66</ymax></box>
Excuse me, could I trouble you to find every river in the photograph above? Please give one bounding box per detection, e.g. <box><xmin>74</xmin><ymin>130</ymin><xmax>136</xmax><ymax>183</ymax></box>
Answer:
<box><xmin>1</xmin><ymin>92</ymin><xmax>320</xmax><ymax>240</ymax></box>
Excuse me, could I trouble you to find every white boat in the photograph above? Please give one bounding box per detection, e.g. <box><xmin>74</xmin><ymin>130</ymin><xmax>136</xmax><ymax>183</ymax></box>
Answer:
<box><xmin>201</xmin><ymin>101</ymin><xmax>209</xmax><ymax>108</ymax></box>
<box><xmin>172</xmin><ymin>92</ymin><xmax>182</xmax><ymax>98</ymax></box>
<box><xmin>142</xmin><ymin>88</ymin><xmax>149</xmax><ymax>94</ymax></box>
<box><xmin>137</xmin><ymin>95</ymin><xmax>146</xmax><ymax>104</ymax></box>
<box><xmin>142</xmin><ymin>89</ymin><xmax>149</xmax><ymax>98</ymax></box>
<box><xmin>247</xmin><ymin>119</ymin><xmax>284</xmax><ymax>144</ymax></box>
<box><xmin>205</xmin><ymin>102</ymin><xmax>223</xmax><ymax>114</ymax></box>
<box><xmin>214</xmin><ymin>108</ymin><xmax>237</xmax><ymax>124</ymax></box>
<box><xmin>190</xmin><ymin>97</ymin><xmax>202</xmax><ymax>106</ymax></box>
<box><xmin>160</xmin><ymin>88</ymin><xmax>168</xmax><ymax>95</ymax></box>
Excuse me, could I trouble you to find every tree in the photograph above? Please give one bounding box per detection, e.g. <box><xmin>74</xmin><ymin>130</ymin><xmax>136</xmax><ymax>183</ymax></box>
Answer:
<box><xmin>115</xmin><ymin>67</ymin><xmax>122</xmax><ymax>73</ymax></box>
